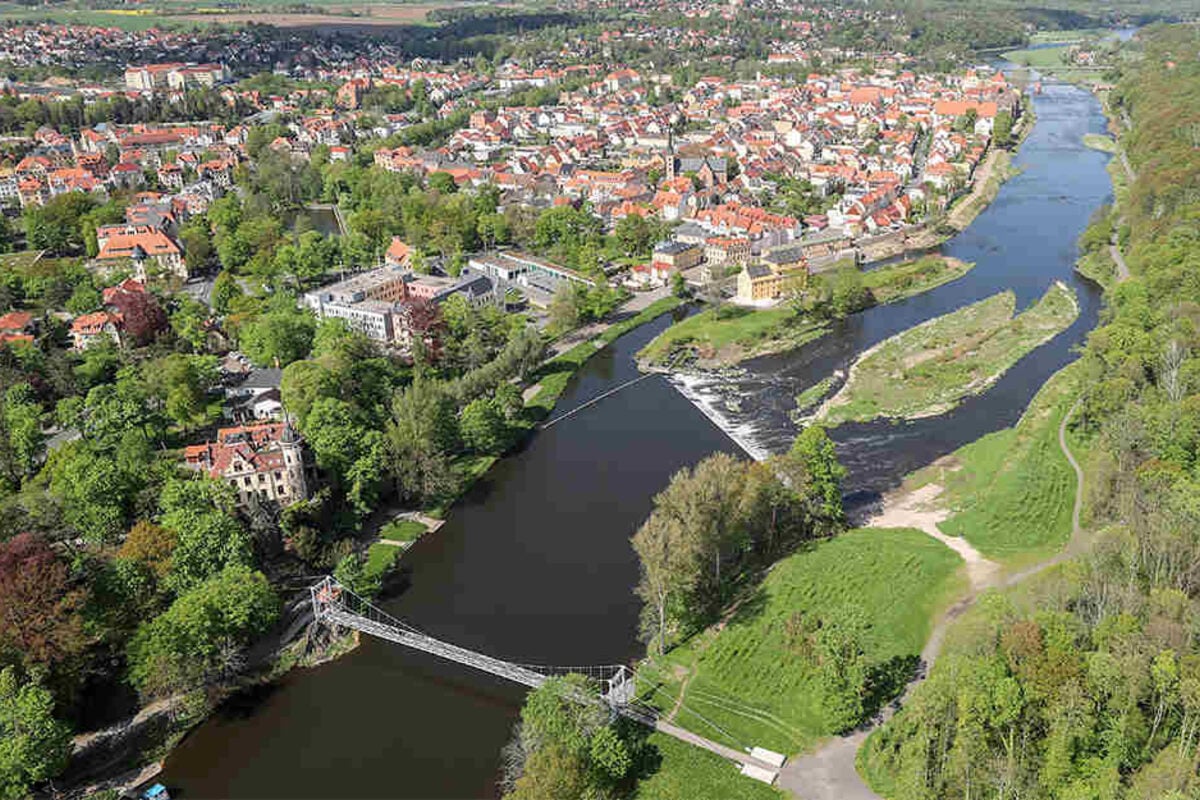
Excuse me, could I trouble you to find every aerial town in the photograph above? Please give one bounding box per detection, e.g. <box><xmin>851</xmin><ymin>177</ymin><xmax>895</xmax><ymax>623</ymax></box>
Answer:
<box><xmin>1</xmin><ymin>2</ymin><xmax>1197</xmax><ymax>800</ymax></box>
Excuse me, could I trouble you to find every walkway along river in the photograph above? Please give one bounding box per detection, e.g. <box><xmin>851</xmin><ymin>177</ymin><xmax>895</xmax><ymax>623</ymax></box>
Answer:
<box><xmin>160</xmin><ymin>76</ymin><xmax>1114</xmax><ymax>797</ymax></box>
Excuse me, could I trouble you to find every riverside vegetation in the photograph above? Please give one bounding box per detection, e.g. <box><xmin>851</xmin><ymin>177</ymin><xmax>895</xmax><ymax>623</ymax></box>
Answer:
<box><xmin>638</xmin><ymin>255</ymin><xmax>974</xmax><ymax>368</ymax></box>
<box><xmin>858</xmin><ymin>24</ymin><xmax>1200</xmax><ymax>799</ymax></box>
<box><xmin>813</xmin><ymin>282</ymin><xmax>1078</xmax><ymax>425</ymax></box>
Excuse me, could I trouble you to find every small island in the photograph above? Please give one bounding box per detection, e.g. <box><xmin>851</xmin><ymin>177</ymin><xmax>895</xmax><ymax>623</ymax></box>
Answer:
<box><xmin>639</xmin><ymin>255</ymin><xmax>974</xmax><ymax>369</ymax></box>
<box><xmin>811</xmin><ymin>281</ymin><xmax>1078</xmax><ymax>425</ymax></box>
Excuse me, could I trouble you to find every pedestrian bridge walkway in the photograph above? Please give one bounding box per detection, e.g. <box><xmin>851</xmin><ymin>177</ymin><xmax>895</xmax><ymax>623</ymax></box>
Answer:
<box><xmin>309</xmin><ymin>577</ymin><xmax>785</xmax><ymax>782</ymax></box>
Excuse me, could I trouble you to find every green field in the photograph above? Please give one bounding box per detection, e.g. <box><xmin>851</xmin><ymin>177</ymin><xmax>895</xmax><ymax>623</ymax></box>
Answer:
<box><xmin>634</xmin><ymin>732</ymin><xmax>783</xmax><ymax>800</ymax></box>
<box><xmin>911</xmin><ymin>363</ymin><xmax>1082</xmax><ymax>564</ymax></box>
<box><xmin>816</xmin><ymin>283</ymin><xmax>1078</xmax><ymax>425</ymax></box>
<box><xmin>638</xmin><ymin>257</ymin><xmax>974</xmax><ymax>368</ymax></box>
<box><xmin>1002</xmin><ymin>45</ymin><xmax>1070</xmax><ymax>69</ymax></box>
<box><xmin>636</xmin><ymin>528</ymin><xmax>965</xmax><ymax>755</ymax></box>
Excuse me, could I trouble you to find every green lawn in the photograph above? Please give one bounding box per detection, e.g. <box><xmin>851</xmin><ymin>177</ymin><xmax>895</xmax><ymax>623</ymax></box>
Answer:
<box><xmin>364</xmin><ymin>541</ymin><xmax>402</xmax><ymax>584</ymax></box>
<box><xmin>636</xmin><ymin>528</ymin><xmax>966</xmax><ymax>755</ymax></box>
<box><xmin>379</xmin><ymin>519</ymin><xmax>426</xmax><ymax>543</ymax></box>
<box><xmin>634</xmin><ymin>732</ymin><xmax>783</xmax><ymax>800</ymax></box>
<box><xmin>638</xmin><ymin>256</ymin><xmax>973</xmax><ymax>367</ymax></box>
<box><xmin>817</xmin><ymin>283</ymin><xmax>1078</xmax><ymax>425</ymax></box>
<box><xmin>1002</xmin><ymin>45</ymin><xmax>1070</xmax><ymax>69</ymax></box>
<box><xmin>920</xmin><ymin>363</ymin><xmax>1082</xmax><ymax>564</ymax></box>
<box><xmin>636</xmin><ymin>304</ymin><xmax>823</xmax><ymax>367</ymax></box>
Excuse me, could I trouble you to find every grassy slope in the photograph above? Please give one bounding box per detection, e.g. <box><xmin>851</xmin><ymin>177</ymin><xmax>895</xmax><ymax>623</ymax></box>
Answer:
<box><xmin>639</xmin><ymin>256</ymin><xmax>974</xmax><ymax>367</ymax></box>
<box><xmin>637</xmin><ymin>528</ymin><xmax>965</xmax><ymax>755</ymax></box>
<box><xmin>818</xmin><ymin>282</ymin><xmax>1077</xmax><ymax>425</ymax></box>
<box><xmin>634</xmin><ymin>732</ymin><xmax>783</xmax><ymax>800</ymax></box>
<box><xmin>919</xmin><ymin>362</ymin><xmax>1082</xmax><ymax>564</ymax></box>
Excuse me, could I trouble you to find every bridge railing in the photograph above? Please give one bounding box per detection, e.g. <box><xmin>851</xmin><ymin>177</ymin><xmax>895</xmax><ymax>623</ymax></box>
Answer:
<box><xmin>310</xmin><ymin>577</ymin><xmax>643</xmax><ymax>708</ymax></box>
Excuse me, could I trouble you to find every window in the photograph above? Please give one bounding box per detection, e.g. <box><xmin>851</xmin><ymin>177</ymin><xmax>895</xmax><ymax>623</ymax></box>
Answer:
<box><xmin>243</xmin><ymin>476</ymin><xmax>251</xmax><ymax>486</ymax></box>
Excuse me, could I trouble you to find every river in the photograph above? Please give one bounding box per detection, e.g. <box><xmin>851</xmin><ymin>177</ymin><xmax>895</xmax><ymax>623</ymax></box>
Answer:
<box><xmin>160</xmin><ymin>75</ymin><xmax>1113</xmax><ymax>797</ymax></box>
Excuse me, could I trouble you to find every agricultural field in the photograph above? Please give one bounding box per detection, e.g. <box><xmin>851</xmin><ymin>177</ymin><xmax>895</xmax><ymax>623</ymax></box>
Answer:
<box><xmin>635</xmin><ymin>528</ymin><xmax>965</xmax><ymax>755</ymax></box>
<box><xmin>814</xmin><ymin>282</ymin><xmax>1078</xmax><ymax>426</ymax></box>
<box><xmin>0</xmin><ymin>0</ymin><xmax>470</xmax><ymax>31</ymax></box>
<box><xmin>638</xmin><ymin>256</ymin><xmax>973</xmax><ymax>368</ymax></box>
<box><xmin>907</xmin><ymin>362</ymin><xmax>1082</xmax><ymax>565</ymax></box>
<box><xmin>1002</xmin><ymin>45</ymin><xmax>1071</xmax><ymax>69</ymax></box>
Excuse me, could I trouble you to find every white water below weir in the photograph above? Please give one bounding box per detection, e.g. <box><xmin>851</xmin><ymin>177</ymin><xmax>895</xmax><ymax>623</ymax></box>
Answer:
<box><xmin>666</xmin><ymin>371</ymin><xmax>774</xmax><ymax>462</ymax></box>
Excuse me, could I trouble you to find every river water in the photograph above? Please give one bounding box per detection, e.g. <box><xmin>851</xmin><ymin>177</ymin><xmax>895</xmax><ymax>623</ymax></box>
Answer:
<box><xmin>160</xmin><ymin>76</ymin><xmax>1112</xmax><ymax>797</ymax></box>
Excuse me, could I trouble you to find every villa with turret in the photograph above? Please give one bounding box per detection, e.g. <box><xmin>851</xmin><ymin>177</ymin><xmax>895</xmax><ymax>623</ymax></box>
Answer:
<box><xmin>183</xmin><ymin>421</ymin><xmax>311</xmax><ymax>509</ymax></box>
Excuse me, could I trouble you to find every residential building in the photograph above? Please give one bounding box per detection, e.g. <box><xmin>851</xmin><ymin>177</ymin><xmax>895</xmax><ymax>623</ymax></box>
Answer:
<box><xmin>183</xmin><ymin>421</ymin><xmax>310</xmax><ymax>510</ymax></box>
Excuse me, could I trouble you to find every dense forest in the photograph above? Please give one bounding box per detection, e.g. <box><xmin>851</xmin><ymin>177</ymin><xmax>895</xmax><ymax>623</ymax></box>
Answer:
<box><xmin>862</xmin><ymin>23</ymin><xmax>1200</xmax><ymax>799</ymax></box>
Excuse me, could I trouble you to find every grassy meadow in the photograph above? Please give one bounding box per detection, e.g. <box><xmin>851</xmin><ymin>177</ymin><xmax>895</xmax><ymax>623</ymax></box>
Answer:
<box><xmin>634</xmin><ymin>732</ymin><xmax>783</xmax><ymax>800</ymax></box>
<box><xmin>636</xmin><ymin>528</ymin><xmax>965</xmax><ymax>755</ymax></box>
<box><xmin>909</xmin><ymin>363</ymin><xmax>1082</xmax><ymax>565</ymax></box>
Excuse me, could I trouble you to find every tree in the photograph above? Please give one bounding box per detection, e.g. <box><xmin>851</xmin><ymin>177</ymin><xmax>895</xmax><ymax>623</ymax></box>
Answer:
<box><xmin>211</xmin><ymin>270</ymin><xmax>242</xmax><ymax>314</ymax></box>
<box><xmin>783</xmin><ymin>425</ymin><xmax>846</xmax><ymax>531</ymax></box>
<box><xmin>126</xmin><ymin>565</ymin><xmax>279</xmax><ymax>698</ymax></box>
<box><xmin>147</xmin><ymin>354</ymin><xmax>219</xmax><ymax>431</ymax></box>
<box><xmin>632</xmin><ymin>511</ymin><xmax>700</xmax><ymax>655</ymax></box>
<box><xmin>385</xmin><ymin>379</ymin><xmax>458</xmax><ymax>503</ymax></box>
<box><xmin>44</xmin><ymin>441</ymin><xmax>130</xmax><ymax>545</ymax></box>
<box><xmin>117</xmin><ymin>520</ymin><xmax>177</xmax><ymax>580</ymax></box>
<box><xmin>993</xmin><ymin>109</ymin><xmax>1014</xmax><ymax>147</ymax></box>
<box><xmin>179</xmin><ymin>219</ymin><xmax>213</xmax><ymax>272</ymax></box>
<box><xmin>459</xmin><ymin>396</ymin><xmax>508</xmax><ymax>455</ymax></box>
<box><xmin>238</xmin><ymin>308</ymin><xmax>316</xmax><ymax>368</ymax></box>
<box><xmin>0</xmin><ymin>666</ymin><xmax>72</xmax><ymax>800</ymax></box>
<box><xmin>3</xmin><ymin>383</ymin><xmax>42</xmax><ymax>479</ymax></box>
<box><xmin>158</xmin><ymin>478</ymin><xmax>252</xmax><ymax>592</ymax></box>
<box><xmin>0</xmin><ymin>533</ymin><xmax>85</xmax><ymax>671</ymax></box>
<box><xmin>503</xmin><ymin>675</ymin><xmax>636</xmax><ymax>800</ymax></box>
<box><xmin>613</xmin><ymin>214</ymin><xmax>655</xmax><ymax>258</ymax></box>
<box><xmin>22</xmin><ymin>192</ymin><xmax>97</xmax><ymax>254</ymax></box>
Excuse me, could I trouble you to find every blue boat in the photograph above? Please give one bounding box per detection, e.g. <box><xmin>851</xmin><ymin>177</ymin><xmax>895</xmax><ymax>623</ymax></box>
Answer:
<box><xmin>141</xmin><ymin>784</ymin><xmax>170</xmax><ymax>800</ymax></box>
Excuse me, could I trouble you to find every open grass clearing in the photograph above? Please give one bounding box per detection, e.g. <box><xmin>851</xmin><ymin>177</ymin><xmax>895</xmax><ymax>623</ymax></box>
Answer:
<box><xmin>636</xmin><ymin>528</ymin><xmax>966</xmax><ymax>755</ymax></box>
<box><xmin>814</xmin><ymin>282</ymin><xmax>1078</xmax><ymax>426</ymax></box>
<box><xmin>634</xmin><ymin>731</ymin><xmax>782</xmax><ymax>800</ymax></box>
<box><xmin>903</xmin><ymin>362</ymin><xmax>1083</xmax><ymax>565</ymax></box>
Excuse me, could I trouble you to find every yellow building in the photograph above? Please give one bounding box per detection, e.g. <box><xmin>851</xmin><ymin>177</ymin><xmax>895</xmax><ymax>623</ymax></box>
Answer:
<box><xmin>736</xmin><ymin>245</ymin><xmax>809</xmax><ymax>303</ymax></box>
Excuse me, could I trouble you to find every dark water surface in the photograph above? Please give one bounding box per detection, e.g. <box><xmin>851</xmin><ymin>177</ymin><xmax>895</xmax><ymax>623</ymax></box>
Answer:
<box><xmin>160</xmin><ymin>77</ymin><xmax>1111</xmax><ymax>797</ymax></box>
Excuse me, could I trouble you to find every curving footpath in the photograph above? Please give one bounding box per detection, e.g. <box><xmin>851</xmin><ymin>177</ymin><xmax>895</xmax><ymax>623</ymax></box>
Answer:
<box><xmin>777</xmin><ymin>400</ymin><xmax>1085</xmax><ymax>799</ymax></box>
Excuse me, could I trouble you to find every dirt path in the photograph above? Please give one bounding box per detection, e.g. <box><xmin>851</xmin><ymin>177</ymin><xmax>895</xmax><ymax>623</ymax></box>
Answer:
<box><xmin>777</xmin><ymin>401</ymin><xmax>1086</xmax><ymax>800</ymax></box>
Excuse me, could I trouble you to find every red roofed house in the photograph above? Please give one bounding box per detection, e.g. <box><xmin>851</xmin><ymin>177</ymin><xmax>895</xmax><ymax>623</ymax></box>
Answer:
<box><xmin>70</xmin><ymin>311</ymin><xmax>124</xmax><ymax>350</ymax></box>
<box><xmin>0</xmin><ymin>310</ymin><xmax>35</xmax><ymax>346</ymax></box>
<box><xmin>183</xmin><ymin>421</ymin><xmax>310</xmax><ymax>510</ymax></box>
<box><xmin>95</xmin><ymin>226</ymin><xmax>186</xmax><ymax>279</ymax></box>
<box><xmin>101</xmin><ymin>278</ymin><xmax>168</xmax><ymax>346</ymax></box>
<box><xmin>385</xmin><ymin>237</ymin><xmax>412</xmax><ymax>269</ymax></box>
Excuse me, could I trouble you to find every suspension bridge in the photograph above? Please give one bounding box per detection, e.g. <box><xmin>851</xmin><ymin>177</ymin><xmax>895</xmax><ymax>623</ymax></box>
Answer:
<box><xmin>309</xmin><ymin>577</ymin><xmax>787</xmax><ymax>783</ymax></box>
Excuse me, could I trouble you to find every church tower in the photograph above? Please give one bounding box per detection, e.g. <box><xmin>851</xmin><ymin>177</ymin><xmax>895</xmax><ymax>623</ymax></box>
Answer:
<box><xmin>664</xmin><ymin>127</ymin><xmax>676</xmax><ymax>182</ymax></box>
